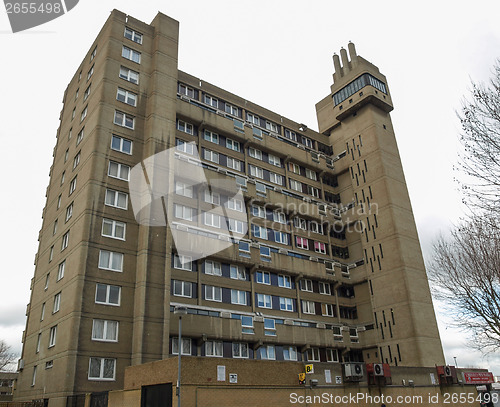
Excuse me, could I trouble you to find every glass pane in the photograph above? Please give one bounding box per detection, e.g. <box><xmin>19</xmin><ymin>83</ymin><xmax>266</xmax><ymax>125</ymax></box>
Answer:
<box><xmin>99</xmin><ymin>250</ymin><xmax>110</xmax><ymax>268</ymax></box>
<box><xmin>105</xmin><ymin>190</ymin><xmax>115</xmax><ymax>206</ymax></box>
<box><xmin>93</xmin><ymin>320</ymin><xmax>104</xmax><ymax>339</ymax></box>
<box><xmin>103</xmin><ymin>359</ymin><xmax>115</xmax><ymax>378</ymax></box>
<box><xmin>111</xmin><ymin>253</ymin><xmax>123</xmax><ymax>271</ymax></box>
<box><xmin>109</xmin><ymin>286</ymin><xmax>120</xmax><ymax>304</ymax></box>
<box><xmin>89</xmin><ymin>358</ymin><xmax>101</xmax><ymax>378</ymax></box>
<box><xmin>111</xmin><ymin>136</ymin><xmax>121</xmax><ymax>150</ymax></box>
<box><xmin>241</xmin><ymin>343</ymin><xmax>248</xmax><ymax>358</ymax></box>
<box><xmin>102</xmin><ymin>221</ymin><xmax>112</xmax><ymax>236</ymax></box>
<box><xmin>106</xmin><ymin>321</ymin><xmax>117</xmax><ymax>340</ymax></box>
<box><xmin>96</xmin><ymin>284</ymin><xmax>107</xmax><ymax>302</ymax></box>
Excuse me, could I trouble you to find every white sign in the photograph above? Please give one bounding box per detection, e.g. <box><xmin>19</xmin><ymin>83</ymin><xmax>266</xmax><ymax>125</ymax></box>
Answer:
<box><xmin>217</xmin><ymin>365</ymin><xmax>226</xmax><ymax>381</ymax></box>
<box><xmin>335</xmin><ymin>376</ymin><xmax>342</xmax><ymax>384</ymax></box>
<box><xmin>229</xmin><ymin>373</ymin><xmax>238</xmax><ymax>384</ymax></box>
<box><xmin>325</xmin><ymin>369</ymin><xmax>332</xmax><ymax>384</ymax></box>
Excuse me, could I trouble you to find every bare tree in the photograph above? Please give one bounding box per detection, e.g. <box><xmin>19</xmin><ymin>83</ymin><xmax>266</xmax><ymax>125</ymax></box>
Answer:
<box><xmin>429</xmin><ymin>215</ymin><xmax>500</xmax><ymax>353</ymax></box>
<box><xmin>457</xmin><ymin>59</ymin><xmax>500</xmax><ymax>217</ymax></box>
<box><xmin>0</xmin><ymin>340</ymin><xmax>17</xmax><ymax>371</ymax></box>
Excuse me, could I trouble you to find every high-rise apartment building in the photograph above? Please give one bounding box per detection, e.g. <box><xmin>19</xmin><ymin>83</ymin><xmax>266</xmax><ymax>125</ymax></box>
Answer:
<box><xmin>15</xmin><ymin>9</ymin><xmax>444</xmax><ymax>406</ymax></box>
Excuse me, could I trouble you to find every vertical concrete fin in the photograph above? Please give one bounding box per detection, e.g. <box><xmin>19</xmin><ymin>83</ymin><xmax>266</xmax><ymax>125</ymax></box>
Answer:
<box><xmin>340</xmin><ymin>47</ymin><xmax>349</xmax><ymax>75</ymax></box>
<box><xmin>333</xmin><ymin>53</ymin><xmax>342</xmax><ymax>81</ymax></box>
<box><xmin>348</xmin><ymin>42</ymin><xmax>358</xmax><ymax>68</ymax></box>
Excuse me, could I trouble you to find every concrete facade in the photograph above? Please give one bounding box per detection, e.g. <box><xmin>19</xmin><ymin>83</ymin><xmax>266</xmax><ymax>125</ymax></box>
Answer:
<box><xmin>16</xmin><ymin>9</ymin><xmax>444</xmax><ymax>406</ymax></box>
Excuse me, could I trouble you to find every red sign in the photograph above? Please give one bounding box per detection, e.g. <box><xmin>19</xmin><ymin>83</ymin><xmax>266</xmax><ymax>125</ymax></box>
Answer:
<box><xmin>463</xmin><ymin>372</ymin><xmax>494</xmax><ymax>384</ymax></box>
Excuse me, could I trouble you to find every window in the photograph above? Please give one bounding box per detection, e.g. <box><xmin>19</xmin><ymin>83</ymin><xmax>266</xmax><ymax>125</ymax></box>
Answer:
<box><xmin>49</xmin><ymin>246</ymin><xmax>54</xmax><ymax>262</ymax></box>
<box><xmin>310</xmin><ymin>221</ymin><xmax>323</xmax><ymax>234</ymax></box>
<box><xmin>114</xmin><ymin>111</ymin><xmax>135</xmax><ymax>129</ymax></box>
<box><xmin>44</xmin><ymin>273</ymin><xmax>50</xmax><ymax>290</ymax></box>
<box><xmin>294</xmin><ymin>217</ymin><xmax>307</xmax><ymax>230</ymax></box>
<box><xmin>57</xmin><ymin>261</ymin><xmax>65</xmax><ymax>281</ymax></box>
<box><xmin>172</xmin><ymin>337</ymin><xmax>191</xmax><ymax>355</ymax></box>
<box><xmin>176</xmin><ymin>139</ymin><xmax>194</xmax><ymax>155</ymax></box>
<box><xmin>226</xmin><ymin>157</ymin><xmax>242</xmax><ymax>171</ymax></box>
<box><xmin>203</xmin><ymin>149</ymin><xmax>219</xmax><ymax>164</ymax></box>
<box><xmin>241</xmin><ymin>316</ymin><xmax>253</xmax><ymax>333</ymax></box>
<box><xmin>296</xmin><ymin>237</ymin><xmax>308</xmax><ymax>250</ymax></box>
<box><xmin>48</xmin><ymin>326</ymin><xmax>57</xmax><ymax>348</ymax></box>
<box><xmin>248</xmin><ymin>148</ymin><xmax>262</xmax><ymax>160</ymax></box>
<box><xmin>268</xmin><ymin>154</ymin><xmax>280</xmax><ymax>167</ymax></box>
<box><xmin>279</xmin><ymin>297</ymin><xmax>293</xmax><ymax>311</ymax></box>
<box><xmin>265</xmin><ymin>121</ymin><xmax>278</xmax><ymax>132</ymax></box>
<box><xmin>83</xmin><ymin>84</ymin><xmax>91</xmax><ymax>101</ymax></box>
<box><xmin>60</xmin><ymin>171</ymin><xmax>65</xmax><ymax>185</ymax></box>
<box><xmin>203</xmin><ymin>130</ymin><xmax>218</xmax><ymax>144</ymax></box>
<box><xmin>308</xmin><ymin>185</ymin><xmax>320</xmax><ymax>198</ymax></box>
<box><xmin>76</xmin><ymin>128</ymin><xmax>84</xmax><ymax>145</ymax></box>
<box><xmin>273</xmin><ymin>211</ymin><xmax>286</xmax><ymax>224</ymax></box>
<box><xmin>225</xmin><ymin>103</ymin><xmax>238</xmax><ymax>116</ymax></box>
<box><xmin>251</xmin><ymin>205</ymin><xmax>266</xmax><ymax>219</ymax></box>
<box><xmin>45</xmin><ymin>359</ymin><xmax>54</xmax><ymax>369</ymax></box>
<box><xmin>326</xmin><ymin>348</ymin><xmax>339</xmax><ymax>362</ymax></box>
<box><xmin>205</xmin><ymin>285</ymin><xmax>222</xmax><ymax>302</ymax></box>
<box><xmin>105</xmin><ymin>189</ymin><xmax>128</xmax><ymax>209</ymax></box>
<box><xmin>53</xmin><ymin>219</ymin><xmax>58</xmax><ymax>235</ymax></box>
<box><xmin>64</xmin><ymin>149</ymin><xmax>69</xmax><ymax>163</ymax></box>
<box><xmin>319</xmin><ymin>282</ymin><xmax>331</xmax><ymax>295</ymax></box>
<box><xmin>305</xmin><ymin>168</ymin><xmax>317</xmax><ymax>181</ymax></box>
<box><xmin>111</xmin><ymin>135</ymin><xmax>133</xmax><ymax>154</ymax></box>
<box><xmin>264</xmin><ymin>318</ymin><xmax>276</xmax><ymax>336</ymax></box>
<box><xmin>230</xmin><ymin>265</ymin><xmax>246</xmax><ymax>280</ymax></box>
<box><xmin>307</xmin><ymin>348</ymin><xmax>320</xmax><ymax>362</ymax></box>
<box><xmin>238</xmin><ymin>241</ymin><xmax>250</xmax><ymax>256</ymax></box>
<box><xmin>205</xmin><ymin>341</ymin><xmax>223</xmax><ymax>357</ymax></box>
<box><xmin>322</xmin><ymin>303</ymin><xmax>335</xmax><ymax>317</ymax></box>
<box><xmin>232</xmin><ymin>342</ymin><xmax>249</xmax><ymax>358</ymax></box>
<box><xmin>73</xmin><ymin>151</ymin><xmax>82</xmax><ymax>169</ymax></box>
<box><xmin>175</xmin><ymin>181</ymin><xmax>194</xmax><ymax>198</ymax></box>
<box><xmin>204</xmin><ymin>212</ymin><xmax>221</xmax><ymax>228</ymax></box>
<box><xmin>87</xmin><ymin>65</ymin><xmax>94</xmax><ymax>81</ymax></box>
<box><xmin>57</xmin><ymin>195</ymin><xmax>62</xmax><ymax>209</ymax></box>
<box><xmin>231</xmin><ymin>290</ymin><xmax>246</xmax><ymax>305</ymax></box>
<box><xmin>65</xmin><ymin>203</ymin><xmax>73</xmax><ymax>222</ymax></box>
<box><xmin>95</xmin><ymin>283</ymin><xmax>121</xmax><ymax>306</ymax></box>
<box><xmin>119</xmin><ymin>66</ymin><xmax>139</xmax><ymax>84</ymax></box>
<box><xmin>285</xmin><ymin>129</ymin><xmax>297</xmax><ymax>141</ymax></box>
<box><xmin>246</xmin><ymin>113</ymin><xmax>259</xmax><ymax>125</ymax></box>
<box><xmin>61</xmin><ymin>231</ymin><xmax>69</xmax><ymax>251</ymax></box>
<box><xmin>259</xmin><ymin>345</ymin><xmax>275</xmax><ymax>360</ymax></box>
<box><xmin>226</xmin><ymin>197</ymin><xmax>243</xmax><ymax>212</ymax></box>
<box><xmin>99</xmin><ymin>250</ymin><xmax>124</xmax><ymax>272</ymax></box>
<box><xmin>204</xmin><ymin>189</ymin><xmax>220</xmax><ymax>205</ymax></box>
<box><xmin>303</xmin><ymin>137</ymin><xmax>314</xmax><ymax>148</ymax></box>
<box><xmin>300</xmin><ymin>279</ymin><xmax>313</xmax><ymax>292</ymax></box>
<box><xmin>315</xmin><ymin>241</ymin><xmax>327</xmax><ymax>254</ymax></box>
<box><xmin>226</xmin><ymin>138</ymin><xmax>240</xmax><ymax>152</ymax></box>
<box><xmin>256</xmin><ymin>294</ymin><xmax>271</xmax><ymax>308</ymax></box>
<box><xmin>260</xmin><ymin>246</ymin><xmax>271</xmax><ymax>260</ymax></box>
<box><xmin>92</xmin><ymin>319</ymin><xmax>119</xmax><ymax>342</ymax></box>
<box><xmin>40</xmin><ymin>303</ymin><xmax>45</xmax><ymax>321</ymax></box>
<box><xmin>172</xmin><ymin>280</ymin><xmax>192</xmax><ymax>298</ymax></box>
<box><xmin>256</xmin><ymin>271</ymin><xmax>270</xmax><ymax>285</ymax></box>
<box><xmin>75</xmin><ymin>88</ymin><xmax>79</xmax><ymax>100</ymax></box>
<box><xmin>36</xmin><ymin>333</ymin><xmax>41</xmax><ymax>353</ymax></box>
<box><xmin>116</xmin><ymin>88</ymin><xmax>137</xmax><ymax>106</ymax></box>
<box><xmin>274</xmin><ymin>231</ymin><xmax>289</xmax><ymax>245</ymax></box>
<box><xmin>174</xmin><ymin>204</ymin><xmax>194</xmax><ymax>221</ymax></box>
<box><xmin>88</xmin><ymin>357</ymin><xmax>116</xmax><ymax>381</ymax></box>
<box><xmin>71</xmin><ymin>108</ymin><xmax>75</xmax><ymax>120</ymax></box>
<box><xmin>205</xmin><ymin>260</ymin><xmax>222</xmax><ymax>276</ymax></box>
<box><xmin>31</xmin><ymin>366</ymin><xmax>37</xmax><ymax>386</ymax></box>
<box><xmin>178</xmin><ymin>83</ymin><xmax>194</xmax><ymax>98</ymax></box>
<box><xmin>124</xmin><ymin>27</ymin><xmax>143</xmax><ymax>44</ymax></box>
<box><xmin>102</xmin><ymin>219</ymin><xmax>126</xmax><ymax>240</ymax></box>
<box><xmin>269</xmin><ymin>172</ymin><xmax>283</xmax><ymax>185</ymax></box>
<box><xmin>108</xmin><ymin>161</ymin><xmax>130</xmax><ymax>181</ymax></box>
<box><xmin>288</xmin><ymin>162</ymin><xmax>300</xmax><ymax>174</ymax></box>
<box><xmin>174</xmin><ymin>254</ymin><xmax>192</xmax><ymax>270</ymax></box>
<box><xmin>69</xmin><ymin>176</ymin><xmax>77</xmax><ymax>195</ymax></box>
<box><xmin>302</xmin><ymin>300</ymin><xmax>315</xmax><ymax>314</ymax></box>
<box><xmin>204</xmin><ymin>94</ymin><xmax>218</xmax><ymax>108</ymax></box>
<box><xmin>289</xmin><ymin>179</ymin><xmax>302</xmax><ymax>192</ymax></box>
<box><xmin>122</xmin><ymin>46</ymin><xmax>141</xmax><ymax>63</ymax></box>
<box><xmin>278</xmin><ymin>274</ymin><xmax>291</xmax><ymax>288</ymax></box>
<box><xmin>80</xmin><ymin>106</ymin><xmax>88</xmax><ymax>122</ymax></box>
<box><xmin>53</xmin><ymin>292</ymin><xmax>61</xmax><ymax>313</ymax></box>
<box><xmin>283</xmin><ymin>346</ymin><xmax>297</xmax><ymax>361</ymax></box>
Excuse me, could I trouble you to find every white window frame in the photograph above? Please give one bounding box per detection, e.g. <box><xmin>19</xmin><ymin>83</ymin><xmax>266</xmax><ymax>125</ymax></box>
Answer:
<box><xmin>95</xmin><ymin>283</ymin><xmax>121</xmax><ymax>306</ymax></box>
<box><xmin>91</xmin><ymin>319</ymin><xmax>119</xmax><ymax>342</ymax></box>
<box><xmin>203</xmin><ymin>212</ymin><xmax>221</xmax><ymax>228</ymax></box>
<box><xmin>300</xmin><ymin>279</ymin><xmax>313</xmax><ymax>292</ymax></box>
<box><xmin>256</xmin><ymin>271</ymin><xmax>270</xmax><ymax>285</ymax></box>
<box><xmin>302</xmin><ymin>300</ymin><xmax>315</xmax><ymax>315</ymax></box>
<box><xmin>268</xmin><ymin>154</ymin><xmax>281</xmax><ymax>167</ymax></box>
<box><xmin>296</xmin><ymin>236</ymin><xmax>309</xmax><ymax>250</ymax></box>
<box><xmin>172</xmin><ymin>280</ymin><xmax>193</xmax><ymax>298</ymax></box>
<box><xmin>73</xmin><ymin>151</ymin><xmax>81</xmax><ymax>169</ymax></box>
<box><xmin>226</xmin><ymin>197</ymin><xmax>243</xmax><ymax>212</ymax></box>
<box><xmin>226</xmin><ymin>138</ymin><xmax>240</xmax><ymax>152</ymax></box>
<box><xmin>279</xmin><ymin>297</ymin><xmax>293</xmax><ymax>312</ymax></box>
<box><xmin>108</xmin><ymin>161</ymin><xmax>130</xmax><ymax>181</ymax></box>
<box><xmin>273</xmin><ymin>211</ymin><xmax>286</xmax><ymax>224</ymax></box>
<box><xmin>204</xmin><ymin>130</ymin><xmax>219</xmax><ymax>144</ymax></box>
<box><xmin>278</xmin><ymin>274</ymin><xmax>291</xmax><ymax>289</ymax></box>
<box><xmin>204</xmin><ymin>94</ymin><xmax>218</xmax><ymax>108</ymax></box>
<box><xmin>231</xmin><ymin>289</ymin><xmax>247</xmax><ymax>305</ymax></box>
<box><xmin>114</xmin><ymin>110</ymin><xmax>135</xmax><ymax>129</ymax></box>
<box><xmin>204</xmin><ymin>190</ymin><xmax>220</xmax><ymax>205</ymax></box>
<box><xmin>252</xmin><ymin>225</ymin><xmax>268</xmax><ymax>240</ymax></box>
<box><xmin>257</xmin><ymin>293</ymin><xmax>271</xmax><ymax>309</ymax></box>
<box><xmin>315</xmin><ymin>241</ymin><xmax>327</xmax><ymax>254</ymax></box>
<box><xmin>69</xmin><ymin>176</ymin><xmax>77</xmax><ymax>195</ymax></box>
<box><xmin>269</xmin><ymin>172</ymin><xmax>283</xmax><ymax>185</ymax></box>
<box><xmin>248</xmin><ymin>147</ymin><xmax>262</xmax><ymax>160</ymax></box>
<box><xmin>122</xmin><ymin>45</ymin><xmax>141</xmax><ymax>63</ymax></box>
<box><xmin>289</xmin><ymin>179</ymin><xmax>302</xmax><ymax>192</ymax></box>
<box><xmin>105</xmin><ymin>189</ymin><xmax>128</xmax><ymax>210</ymax></box>
<box><xmin>225</xmin><ymin>103</ymin><xmax>238</xmax><ymax>116</ymax></box>
<box><xmin>178</xmin><ymin>84</ymin><xmax>194</xmax><ymax>98</ymax></box>
<box><xmin>322</xmin><ymin>303</ymin><xmax>335</xmax><ymax>317</ymax></box>
<box><xmin>265</xmin><ymin>121</ymin><xmax>278</xmax><ymax>132</ymax></box>
<box><xmin>176</xmin><ymin>139</ymin><xmax>194</xmax><ymax>155</ymax></box>
<box><xmin>305</xmin><ymin>168</ymin><xmax>317</xmax><ymax>181</ymax></box>
<box><xmin>205</xmin><ymin>260</ymin><xmax>222</xmax><ymax>276</ymax></box>
<box><xmin>57</xmin><ymin>261</ymin><xmax>65</xmax><ymax>281</ymax></box>
<box><xmin>249</xmin><ymin>164</ymin><xmax>264</xmax><ymax>179</ymax></box>
<box><xmin>310</xmin><ymin>221</ymin><xmax>324</xmax><ymax>235</ymax></box>
<box><xmin>326</xmin><ymin>348</ymin><xmax>339</xmax><ymax>362</ymax></box>
<box><xmin>53</xmin><ymin>292</ymin><xmax>61</xmax><ymax>313</ymax></box>
<box><xmin>289</xmin><ymin>162</ymin><xmax>300</xmax><ymax>174</ymax></box>
<box><xmin>205</xmin><ymin>285</ymin><xmax>222</xmax><ymax>302</ymax></box>
<box><xmin>259</xmin><ymin>345</ymin><xmax>276</xmax><ymax>360</ymax></box>
<box><xmin>119</xmin><ymin>66</ymin><xmax>139</xmax><ymax>84</ymax></box>
<box><xmin>88</xmin><ymin>357</ymin><xmax>116</xmax><ymax>381</ymax></box>
<box><xmin>76</xmin><ymin>128</ymin><xmax>84</xmax><ymax>145</ymax></box>
<box><xmin>319</xmin><ymin>282</ymin><xmax>331</xmax><ymax>295</ymax></box>
<box><xmin>274</xmin><ymin>231</ymin><xmax>288</xmax><ymax>245</ymax></box>
<box><xmin>230</xmin><ymin>265</ymin><xmax>246</xmax><ymax>280</ymax></box>
<box><xmin>285</xmin><ymin>129</ymin><xmax>297</xmax><ymax>141</ymax></box>
<box><xmin>83</xmin><ymin>84</ymin><xmax>91</xmax><ymax>101</ymax></box>
<box><xmin>283</xmin><ymin>346</ymin><xmax>298</xmax><ymax>361</ymax></box>
<box><xmin>98</xmin><ymin>250</ymin><xmax>124</xmax><ymax>272</ymax></box>
<box><xmin>172</xmin><ymin>337</ymin><xmax>191</xmax><ymax>355</ymax></box>
<box><xmin>175</xmin><ymin>181</ymin><xmax>194</xmax><ymax>198</ymax></box>
<box><xmin>177</xmin><ymin>120</ymin><xmax>193</xmax><ymax>135</ymax></box>
<box><xmin>226</xmin><ymin>156</ymin><xmax>242</xmax><ymax>171</ymax></box>
<box><xmin>102</xmin><ymin>218</ymin><xmax>126</xmax><ymax>240</ymax></box>
<box><xmin>116</xmin><ymin>88</ymin><xmax>137</xmax><ymax>107</ymax></box>
<box><xmin>232</xmin><ymin>342</ymin><xmax>249</xmax><ymax>358</ymax></box>
<box><xmin>228</xmin><ymin>218</ymin><xmax>245</xmax><ymax>234</ymax></box>
<box><xmin>308</xmin><ymin>185</ymin><xmax>320</xmax><ymax>198</ymax></box>
<box><xmin>307</xmin><ymin>348</ymin><xmax>320</xmax><ymax>362</ymax></box>
<box><xmin>203</xmin><ymin>149</ymin><xmax>219</xmax><ymax>164</ymax></box>
<box><xmin>205</xmin><ymin>340</ymin><xmax>223</xmax><ymax>357</ymax></box>
<box><xmin>48</xmin><ymin>325</ymin><xmax>57</xmax><ymax>347</ymax></box>
<box><xmin>246</xmin><ymin>113</ymin><xmax>260</xmax><ymax>125</ymax></box>
<box><xmin>124</xmin><ymin>27</ymin><xmax>143</xmax><ymax>44</ymax></box>
<box><xmin>174</xmin><ymin>254</ymin><xmax>192</xmax><ymax>271</ymax></box>
<box><xmin>61</xmin><ymin>231</ymin><xmax>69</xmax><ymax>251</ymax></box>
<box><xmin>251</xmin><ymin>205</ymin><xmax>266</xmax><ymax>219</ymax></box>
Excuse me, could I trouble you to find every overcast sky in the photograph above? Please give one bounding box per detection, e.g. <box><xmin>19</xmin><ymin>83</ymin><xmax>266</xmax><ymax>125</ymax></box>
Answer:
<box><xmin>1</xmin><ymin>0</ymin><xmax>499</xmax><ymax>374</ymax></box>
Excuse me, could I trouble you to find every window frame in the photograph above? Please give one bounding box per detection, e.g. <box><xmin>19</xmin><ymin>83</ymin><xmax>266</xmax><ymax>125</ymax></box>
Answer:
<box><xmin>88</xmin><ymin>357</ymin><xmax>116</xmax><ymax>381</ymax></box>
<box><xmin>121</xmin><ymin>45</ymin><xmax>141</xmax><ymax>64</ymax></box>
<box><xmin>101</xmin><ymin>218</ymin><xmax>126</xmax><ymax>240</ymax></box>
